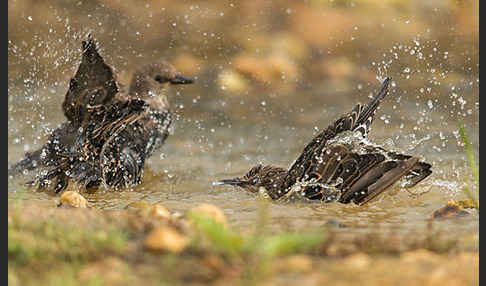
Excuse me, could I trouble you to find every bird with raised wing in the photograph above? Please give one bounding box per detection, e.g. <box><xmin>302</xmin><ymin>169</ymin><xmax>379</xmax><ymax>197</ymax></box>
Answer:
<box><xmin>9</xmin><ymin>35</ymin><xmax>194</xmax><ymax>192</ymax></box>
<box><xmin>215</xmin><ymin>78</ymin><xmax>431</xmax><ymax>205</ymax></box>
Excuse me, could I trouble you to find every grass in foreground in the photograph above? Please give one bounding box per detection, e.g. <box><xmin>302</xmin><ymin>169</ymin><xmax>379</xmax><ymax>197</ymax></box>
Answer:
<box><xmin>458</xmin><ymin>122</ymin><xmax>479</xmax><ymax>211</ymax></box>
<box><xmin>8</xmin><ymin>197</ymin><xmax>478</xmax><ymax>286</ymax></box>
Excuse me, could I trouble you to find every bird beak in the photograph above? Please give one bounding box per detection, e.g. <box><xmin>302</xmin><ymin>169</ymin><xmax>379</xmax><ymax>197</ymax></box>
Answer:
<box><xmin>213</xmin><ymin>177</ymin><xmax>248</xmax><ymax>187</ymax></box>
<box><xmin>170</xmin><ymin>75</ymin><xmax>194</xmax><ymax>85</ymax></box>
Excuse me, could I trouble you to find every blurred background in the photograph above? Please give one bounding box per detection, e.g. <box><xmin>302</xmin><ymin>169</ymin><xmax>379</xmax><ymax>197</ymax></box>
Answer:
<box><xmin>7</xmin><ymin>3</ymin><xmax>479</xmax><ymax>284</ymax></box>
<box><xmin>8</xmin><ymin>0</ymin><xmax>478</xmax><ymax>90</ymax></box>
<box><xmin>8</xmin><ymin>0</ymin><xmax>478</xmax><ymax>219</ymax></box>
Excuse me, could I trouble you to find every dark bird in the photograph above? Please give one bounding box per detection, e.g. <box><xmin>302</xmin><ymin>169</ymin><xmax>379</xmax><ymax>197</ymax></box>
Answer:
<box><xmin>8</xmin><ymin>35</ymin><xmax>194</xmax><ymax>192</ymax></box>
<box><xmin>215</xmin><ymin>78</ymin><xmax>432</xmax><ymax>205</ymax></box>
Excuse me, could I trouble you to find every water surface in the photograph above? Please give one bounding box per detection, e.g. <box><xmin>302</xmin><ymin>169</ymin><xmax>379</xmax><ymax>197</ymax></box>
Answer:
<box><xmin>8</xmin><ymin>75</ymin><xmax>479</xmax><ymax>238</ymax></box>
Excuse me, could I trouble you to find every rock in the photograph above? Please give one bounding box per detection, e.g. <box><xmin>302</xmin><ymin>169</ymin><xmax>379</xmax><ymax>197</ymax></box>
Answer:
<box><xmin>149</xmin><ymin>204</ymin><xmax>171</xmax><ymax>220</ymax></box>
<box><xmin>125</xmin><ymin>201</ymin><xmax>171</xmax><ymax>220</ymax></box>
<box><xmin>456</xmin><ymin>199</ymin><xmax>478</xmax><ymax>209</ymax></box>
<box><xmin>432</xmin><ymin>201</ymin><xmax>470</xmax><ymax>219</ymax></box>
<box><xmin>58</xmin><ymin>191</ymin><xmax>88</xmax><ymax>208</ymax></box>
<box><xmin>189</xmin><ymin>203</ymin><xmax>227</xmax><ymax>225</ymax></box>
<box><xmin>144</xmin><ymin>226</ymin><xmax>188</xmax><ymax>254</ymax></box>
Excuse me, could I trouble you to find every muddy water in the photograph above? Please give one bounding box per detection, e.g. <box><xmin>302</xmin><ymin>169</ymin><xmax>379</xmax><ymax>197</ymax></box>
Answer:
<box><xmin>8</xmin><ymin>75</ymin><xmax>478</xmax><ymax>237</ymax></box>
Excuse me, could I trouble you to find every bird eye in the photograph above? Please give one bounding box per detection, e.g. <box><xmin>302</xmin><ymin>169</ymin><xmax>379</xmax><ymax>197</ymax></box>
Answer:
<box><xmin>154</xmin><ymin>75</ymin><xmax>167</xmax><ymax>83</ymax></box>
<box><xmin>252</xmin><ymin>177</ymin><xmax>259</xmax><ymax>184</ymax></box>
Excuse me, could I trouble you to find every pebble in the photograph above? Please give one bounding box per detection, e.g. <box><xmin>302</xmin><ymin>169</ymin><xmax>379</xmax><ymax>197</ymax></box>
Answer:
<box><xmin>149</xmin><ymin>204</ymin><xmax>171</xmax><ymax>220</ymax></box>
<box><xmin>189</xmin><ymin>203</ymin><xmax>227</xmax><ymax>225</ymax></box>
<box><xmin>144</xmin><ymin>226</ymin><xmax>188</xmax><ymax>254</ymax></box>
<box><xmin>432</xmin><ymin>201</ymin><xmax>470</xmax><ymax>219</ymax></box>
<box><xmin>125</xmin><ymin>201</ymin><xmax>171</xmax><ymax>220</ymax></box>
<box><xmin>58</xmin><ymin>191</ymin><xmax>88</xmax><ymax>208</ymax></box>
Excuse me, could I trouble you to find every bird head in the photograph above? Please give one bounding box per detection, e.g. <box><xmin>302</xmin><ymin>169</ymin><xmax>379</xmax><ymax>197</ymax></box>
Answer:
<box><xmin>128</xmin><ymin>61</ymin><xmax>193</xmax><ymax>110</ymax></box>
<box><xmin>215</xmin><ymin>165</ymin><xmax>287</xmax><ymax>199</ymax></box>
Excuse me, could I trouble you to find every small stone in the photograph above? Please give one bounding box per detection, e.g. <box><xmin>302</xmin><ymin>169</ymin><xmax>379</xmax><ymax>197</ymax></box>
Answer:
<box><xmin>189</xmin><ymin>203</ymin><xmax>227</xmax><ymax>225</ymax></box>
<box><xmin>144</xmin><ymin>226</ymin><xmax>188</xmax><ymax>254</ymax></box>
<box><xmin>456</xmin><ymin>199</ymin><xmax>478</xmax><ymax>209</ymax></box>
<box><xmin>125</xmin><ymin>201</ymin><xmax>172</xmax><ymax>221</ymax></box>
<box><xmin>432</xmin><ymin>201</ymin><xmax>470</xmax><ymax>219</ymax></box>
<box><xmin>58</xmin><ymin>191</ymin><xmax>88</xmax><ymax>208</ymax></box>
<box><xmin>149</xmin><ymin>204</ymin><xmax>171</xmax><ymax>220</ymax></box>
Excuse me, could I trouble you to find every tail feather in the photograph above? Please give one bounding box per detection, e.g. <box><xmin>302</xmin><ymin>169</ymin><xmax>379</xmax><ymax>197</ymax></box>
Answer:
<box><xmin>401</xmin><ymin>161</ymin><xmax>432</xmax><ymax>188</ymax></box>
<box><xmin>8</xmin><ymin>150</ymin><xmax>42</xmax><ymax>176</ymax></box>
<box><xmin>356</xmin><ymin>77</ymin><xmax>391</xmax><ymax>127</ymax></box>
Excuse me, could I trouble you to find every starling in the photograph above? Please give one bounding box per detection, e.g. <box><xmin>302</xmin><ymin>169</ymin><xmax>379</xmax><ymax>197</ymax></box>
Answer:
<box><xmin>8</xmin><ymin>35</ymin><xmax>194</xmax><ymax>192</ymax></box>
<box><xmin>215</xmin><ymin>78</ymin><xmax>432</xmax><ymax>205</ymax></box>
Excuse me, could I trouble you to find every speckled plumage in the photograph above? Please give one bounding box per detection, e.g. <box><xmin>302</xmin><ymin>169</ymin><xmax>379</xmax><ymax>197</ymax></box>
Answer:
<box><xmin>9</xmin><ymin>35</ymin><xmax>193</xmax><ymax>192</ymax></box>
<box><xmin>217</xmin><ymin>78</ymin><xmax>432</xmax><ymax>205</ymax></box>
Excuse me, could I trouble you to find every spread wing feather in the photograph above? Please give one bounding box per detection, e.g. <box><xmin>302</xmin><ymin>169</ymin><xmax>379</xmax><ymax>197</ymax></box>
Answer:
<box><xmin>283</xmin><ymin>77</ymin><xmax>431</xmax><ymax>204</ymax></box>
<box><xmin>62</xmin><ymin>34</ymin><xmax>119</xmax><ymax>127</ymax></box>
<box><xmin>296</xmin><ymin>142</ymin><xmax>430</xmax><ymax>205</ymax></box>
<box><xmin>284</xmin><ymin>78</ymin><xmax>392</xmax><ymax>191</ymax></box>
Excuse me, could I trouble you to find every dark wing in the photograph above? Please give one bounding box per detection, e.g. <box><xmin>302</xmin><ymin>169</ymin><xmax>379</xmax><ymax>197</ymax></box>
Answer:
<box><xmin>284</xmin><ymin>78</ymin><xmax>391</xmax><ymax>190</ymax></box>
<box><xmin>23</xmin><ymin>100</ymin><xmax>146</xmax><ymax>192</ymax></box>
<box><xmin>98</xmin><ymin>102</ymin><xmax>173</xmax><ymax>188</ymax></box>
<box><xmin>61</xmin><ymin>99</ymin><xmax>170</xmax><ymax>190</ymax></box>
<box><xmin>62</xmin><ymin>34</ymin><xmax>119</xmax><ymax>127</ymax></box>
<box><xmin>352</xmin><ymin>77</ymin><xmax>391</xmax><ymax>137</ymax></box>
<box><xmin>367</xmin><ymin>146</ymin><xmax>432</xmax><ymax>189</ymax></box>
<box><xmin>9</xmin><ymin>35</ymin><xmax>118</xmax><ymax>178</ymax></box>
<box><xmin>18</xmin><ymin>98</ymin><xmax>173</xmax><ymax>192</ymax></box>
<box><xmin>297</xmin><ymin>143</ymin><xmax>431</xmax><ymax>205</ymax></box>
<box><xmin>70</xmin><ymin>99</ymin><xmax>149</xmax><ymax>189</ymax></box>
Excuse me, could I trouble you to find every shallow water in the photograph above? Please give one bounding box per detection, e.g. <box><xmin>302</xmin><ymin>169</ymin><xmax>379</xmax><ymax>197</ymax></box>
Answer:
<box><xmin>8</xmin><ymin>76</ymin><xmax>478</xmax><ymax>237</ymax></box>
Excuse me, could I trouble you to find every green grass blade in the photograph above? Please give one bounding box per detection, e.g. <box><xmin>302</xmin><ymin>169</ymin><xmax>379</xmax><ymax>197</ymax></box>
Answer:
<box><xmin>458</xmin><ymin>123</ymin><xmax>479</xmax><ymax>187</ymax></box>
<box><xmin>458</xmin><ymin>122</ymin><xmax>479</xmax><ymax>210</ymax></box>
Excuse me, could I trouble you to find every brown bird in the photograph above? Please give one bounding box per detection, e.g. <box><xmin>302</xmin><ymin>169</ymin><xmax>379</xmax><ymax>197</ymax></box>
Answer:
<box><xmin>8</xmin><ymin>34</ymin><xmax>194</xmax><ymax>192</ymax></box>
<box><xmin>215</xmin><ymin>78</ymin><xmax>432</xmax><ymax>205</ymax></box>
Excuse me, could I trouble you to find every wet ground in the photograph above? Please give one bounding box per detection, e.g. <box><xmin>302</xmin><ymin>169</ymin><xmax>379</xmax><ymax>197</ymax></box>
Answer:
<box><xmin>8</xmin><ymin>72</ymin><xmax>479</xmax><ymax>238</ymax></box>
